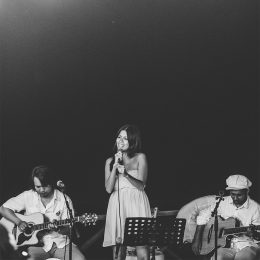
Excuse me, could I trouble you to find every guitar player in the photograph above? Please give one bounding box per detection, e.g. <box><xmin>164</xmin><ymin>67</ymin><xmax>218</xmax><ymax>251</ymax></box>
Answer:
<box><xmin>192</xmin><ymin>174</ymin><xmax>260</xmax><ymax>260</ymax></box>
<box><xmin>0</xmin><ymin>165</ymin><xmax>86</xmax><ymax>260</ymax></box>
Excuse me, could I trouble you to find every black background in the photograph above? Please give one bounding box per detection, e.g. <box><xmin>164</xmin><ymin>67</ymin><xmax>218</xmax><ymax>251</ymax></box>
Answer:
<box><xmin>0</xmin><ymin>0</ymin><xmax>259</xmax><ymax>258</ymax></box>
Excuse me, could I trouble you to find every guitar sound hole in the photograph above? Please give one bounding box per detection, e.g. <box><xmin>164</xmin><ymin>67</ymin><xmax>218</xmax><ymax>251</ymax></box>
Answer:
<box><xmin>24</xmin><ymin>225</ymin><xmax>33</xmax><ymax>235</ymax></box>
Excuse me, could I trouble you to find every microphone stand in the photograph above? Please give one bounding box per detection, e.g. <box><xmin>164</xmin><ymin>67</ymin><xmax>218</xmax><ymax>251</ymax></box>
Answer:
<box><xmin>60</xmin><ymin>188</ymin><xmax>74</xmax><ymax>260</ymax></box>
<box><xmin>115</xmin><ymin>149</ymin><xmax>123</xmax><ymax>259</ymax></box>
<box><xmin>211</xmin><ymin>192</ymin><xmax>224</xmax><ymax>260</ymax></box>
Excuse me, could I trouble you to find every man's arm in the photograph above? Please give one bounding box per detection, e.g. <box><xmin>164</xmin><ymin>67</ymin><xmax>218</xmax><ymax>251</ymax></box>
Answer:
<box><xmin>0</xmin><ymin>206</ymin><xmax>21</xmax><ymax>225</ymax></box>
<box><xmin>0</xmin><ymin>191</ymin><xmax>29</xmax><ymax>231</ymax></box>
<box><xmin>0</xmin><ymin>206</ymin><xmax>28</xmax><ymax>231</ymax></box>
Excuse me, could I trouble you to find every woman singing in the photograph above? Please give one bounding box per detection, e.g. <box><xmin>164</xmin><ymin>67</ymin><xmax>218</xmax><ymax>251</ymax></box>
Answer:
<box><xmin>103</xmin><ymin>124</ymin><xmax>151</xmax><ymax>260</ymax></box>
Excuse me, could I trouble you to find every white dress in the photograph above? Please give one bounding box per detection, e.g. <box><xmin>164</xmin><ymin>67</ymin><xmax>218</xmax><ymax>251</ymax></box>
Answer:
<box><xmin>103</xmin><ymin>170</ymin><xmax>151</xmax><ymax>247</ymax></box>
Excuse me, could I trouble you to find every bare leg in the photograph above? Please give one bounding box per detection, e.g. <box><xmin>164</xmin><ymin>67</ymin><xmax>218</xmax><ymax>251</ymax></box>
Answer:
<box><xmin>136</xmin><ymin>245</ymin><xmax>150</xmax><ymax>260</ymax></box>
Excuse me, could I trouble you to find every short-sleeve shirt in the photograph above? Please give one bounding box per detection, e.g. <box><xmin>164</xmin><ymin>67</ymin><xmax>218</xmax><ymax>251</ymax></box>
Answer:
<box><xmin>3</xmin><ymin>189</ymin><xmax>74</xmax><ymax>252</ymax></box>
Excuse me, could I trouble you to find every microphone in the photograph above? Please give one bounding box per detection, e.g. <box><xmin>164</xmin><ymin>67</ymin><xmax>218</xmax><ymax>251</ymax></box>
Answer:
<box><xmin>115</xmin><ymin>237</ymin><xmax>122</xmax><ymax>259</ymax></box>
<box><xmin>57</xmin><ymin>180</ymin><xmax>66</xmax><ymax>191</ymax></box>
<box><xmin>117</xmin><ymin>148</ymin><xmax>123</xmax><ymax>164</ymax></box>
<box><xmin>215</xmin><ymin>190</ymin><xmax>225</xmax><ymax>202</ymax></box>
<box><xmin>212</xmin><ymin>190</ymin><xmax>225</xmax><ymax>217</ymax></box>
<box><xmin>219</xmin><ymin>190</ymin><xmax>225</xmax><ymax>197</ymax></box>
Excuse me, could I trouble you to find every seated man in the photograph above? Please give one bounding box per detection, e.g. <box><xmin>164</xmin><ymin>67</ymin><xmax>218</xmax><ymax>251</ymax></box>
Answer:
<box><xmin>0</xmin><ymin>165</ymin><xmax>86</xmax><ymax>260</ymax></box>
<box><xmin>192</xmin><ymin>174</ymin><xmax>260</xmax><ymax>260</ymax></box>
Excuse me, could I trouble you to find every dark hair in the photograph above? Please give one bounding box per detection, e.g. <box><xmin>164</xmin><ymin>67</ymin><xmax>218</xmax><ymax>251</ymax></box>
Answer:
<box><xmin>31</xmin><ymin>165</ymin><xmax>56</xmax><ymax>190</ymax></box>
<box><xmin>113</xmin><ymin>124</ymin><xmax>142</xmax><ymax>158</ymax></box>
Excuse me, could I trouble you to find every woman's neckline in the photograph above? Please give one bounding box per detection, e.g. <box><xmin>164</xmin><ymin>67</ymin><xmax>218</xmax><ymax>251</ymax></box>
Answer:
<box><xmin>127</xmin><ymin>169</ymin><xmax>137</xmax><ymax>172</ymax></box>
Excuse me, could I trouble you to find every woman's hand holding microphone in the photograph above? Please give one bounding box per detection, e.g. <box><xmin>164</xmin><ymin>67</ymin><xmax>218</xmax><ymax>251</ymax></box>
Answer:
<box><xmin>113</xmin><ymin>151</ymin><xmax>125</xmax><ymax>174</ymax></box>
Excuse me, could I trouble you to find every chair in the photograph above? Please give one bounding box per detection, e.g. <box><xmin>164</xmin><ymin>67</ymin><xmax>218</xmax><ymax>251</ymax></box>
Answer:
<box><xmin>176</xmin><ymin>195</ymin><xmax>216</xmax><ymax>244</ymax></box>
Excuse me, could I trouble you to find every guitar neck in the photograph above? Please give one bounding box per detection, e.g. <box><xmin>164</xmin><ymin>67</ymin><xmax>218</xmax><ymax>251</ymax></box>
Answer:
<box><xmin>32</xmin><ymin>214</ymin><xmax>106</xmax><ymax>231</ymax></box>
<box><xmin>96</xmin><ymin>214</ymin><xmax>106</xmax><ymax>221</ymax></box>
<box><xmin>32</xmin><ymin>217</ymin><xmax>79</xmax><ymax>231</ymax></box>
<box><xmin>224</xmin><ymin>225</ymin><xmax>260</xmax><ymax>235</ymax></box>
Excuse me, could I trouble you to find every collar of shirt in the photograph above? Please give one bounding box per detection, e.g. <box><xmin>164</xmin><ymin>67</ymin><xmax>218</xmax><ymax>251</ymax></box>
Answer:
<box><xmin>36</xmin><ymin>189</ymin><xmax>60</xmax><ymax>211</ymax></box>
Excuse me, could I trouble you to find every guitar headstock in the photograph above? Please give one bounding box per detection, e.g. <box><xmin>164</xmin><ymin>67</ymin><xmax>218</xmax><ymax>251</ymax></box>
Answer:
<box><xmin>80</xmin><ymin>213</ymin><xmax>98</xmax><ymax>226</ymax></box>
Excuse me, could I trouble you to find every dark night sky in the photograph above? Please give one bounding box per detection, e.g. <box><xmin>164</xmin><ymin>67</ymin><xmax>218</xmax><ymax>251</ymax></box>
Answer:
<box><xmin>0</xmin><ymin>0</ymin><xmax>259</xmax><ymax>256</ymax></box>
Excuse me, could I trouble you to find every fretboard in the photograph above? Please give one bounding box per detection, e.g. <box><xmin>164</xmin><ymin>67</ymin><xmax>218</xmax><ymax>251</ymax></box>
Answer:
<box><xmin>32</xmin><ymin>217</ymin><xmax>79</xmax><ymax>231</ymax></box>
<box><xmin>224</xmin><ymin>225</ymin><xmax>260</xmax><ymax>235</ymax></box>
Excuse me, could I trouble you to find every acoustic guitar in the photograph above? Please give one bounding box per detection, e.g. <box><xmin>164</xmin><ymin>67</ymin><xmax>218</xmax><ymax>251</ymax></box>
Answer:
<box><xmin>200</xmin><ymin>216</ymin><xmax>260</xmax><ymax>255</ymax></box>
<box><xmin>0</xmin><ymin>212</ymin><xmax>104</xmax><ymax>247</ymax></box>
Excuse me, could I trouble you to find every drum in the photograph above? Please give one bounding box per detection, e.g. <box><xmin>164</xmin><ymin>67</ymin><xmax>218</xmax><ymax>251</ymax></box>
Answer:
<box><xmin>126</xmin><ymin>247</ymin><xmax>164</xmax><ymax>260</ymax></box>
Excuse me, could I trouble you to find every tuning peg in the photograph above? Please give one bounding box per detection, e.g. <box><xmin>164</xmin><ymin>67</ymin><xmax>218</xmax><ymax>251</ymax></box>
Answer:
<box><xmin>81</xmin><ymin>212</ymin><xmax>98</xmax><ymax>227</ymax></box>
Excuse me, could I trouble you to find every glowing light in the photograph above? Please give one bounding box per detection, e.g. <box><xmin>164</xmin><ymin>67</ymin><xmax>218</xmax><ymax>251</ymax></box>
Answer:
<box><xmin>22</xmin><ymin>251</ymin><xmax>29</xmax><ymax>256</ymax></box>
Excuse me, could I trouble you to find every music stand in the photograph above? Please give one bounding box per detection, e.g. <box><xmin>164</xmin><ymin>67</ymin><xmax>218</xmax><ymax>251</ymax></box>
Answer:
<box><xmin>123</xmin><ymin>217</ymin><xmax>186</xmax><ymax>260</ymax></box>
